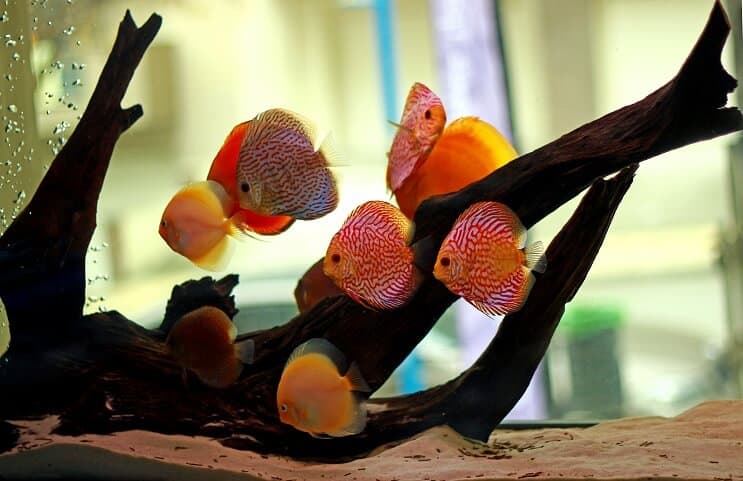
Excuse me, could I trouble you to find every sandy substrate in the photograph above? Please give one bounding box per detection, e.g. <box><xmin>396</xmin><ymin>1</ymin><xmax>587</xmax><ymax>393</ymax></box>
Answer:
<box><xmin>1</xmin><ymin>400</ymin><xmax>741</xmax><ymax>480</ymax></box>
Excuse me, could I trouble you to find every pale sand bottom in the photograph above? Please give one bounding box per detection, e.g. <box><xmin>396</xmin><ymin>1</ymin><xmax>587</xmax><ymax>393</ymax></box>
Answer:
<box><xmin>1</xmin><ymin>400</ymin><xmax>741</xmax><ymax>481</ymax></box>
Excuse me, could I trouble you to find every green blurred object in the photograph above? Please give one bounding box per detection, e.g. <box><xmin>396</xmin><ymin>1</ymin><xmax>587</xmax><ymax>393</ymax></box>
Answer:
<box><xmin>561</xmin><ymin>303</ymin><xmax>625</xmax><ymax>419</ymax></box>
<box><xmin>560</xmin><ymin>304</ymin><xmax>624</xmax><ymax>339</ymax></box>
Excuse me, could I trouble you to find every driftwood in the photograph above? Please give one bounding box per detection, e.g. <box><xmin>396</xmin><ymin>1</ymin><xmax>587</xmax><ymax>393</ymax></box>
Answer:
<box><xmin>0</xmin><ymin>2</ymin><xmax>741</xmax><ymax>461</ymax></box>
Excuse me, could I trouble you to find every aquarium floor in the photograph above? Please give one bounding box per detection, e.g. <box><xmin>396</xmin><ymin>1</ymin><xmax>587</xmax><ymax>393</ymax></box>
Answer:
<box><xmin>0</xmin><ymin>400</ymin><xmax>741</xmax><ymax>481</ymax></box>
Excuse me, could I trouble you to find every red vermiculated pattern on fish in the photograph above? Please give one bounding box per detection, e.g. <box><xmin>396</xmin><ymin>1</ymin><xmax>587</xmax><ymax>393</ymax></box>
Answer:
<box><xmin>330</xmin><ymin>201</ymin><xmax>416</xmax><ymax>310</ymax></box>
<box><xmin>236</xmin><ymin>108</ymin><xmax>338</xmax><ymax>220</ymax></box>
<box><xmin>386</xmin><ymin>83</ymin><xmax>446</xmax><ymax>193</ymax></box>
<box><xmin>437</xmin><ymin>201</ymin><xmax>530</xmax><ymax>316</ymax></box>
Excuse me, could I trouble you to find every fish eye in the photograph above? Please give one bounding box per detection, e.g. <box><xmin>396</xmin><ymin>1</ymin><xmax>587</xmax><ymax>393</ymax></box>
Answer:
<box><xmin>160</xmin><ymin>219</ymin><xmax>167</xmax><ymax>228</ymax></box>
<box><xmin>440</xmin><ymin>256</ymin><xmax>450</xmax><ymax>267</ymax></box>
<box><xmin>331</xmin><ymin>253</ymin><xmax>341</xmax><ymax>264</ymax></box>
<box><xmin>424</xmin><ymin>109</ymin><xmax>432</xmax><ymax>120</ymax></box>
<box><xmin>280</xmin><ymin>403</ymin><xmax>288</xmax><ymax>413</ymax></box>
<box><xmin>240</xmin><ymin>182</ymin><xmax>250</xmax><ymax>193</ymax></box>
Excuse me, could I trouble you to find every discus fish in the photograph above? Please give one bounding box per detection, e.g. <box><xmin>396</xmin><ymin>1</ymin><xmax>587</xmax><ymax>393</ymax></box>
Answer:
<box><xmin>386</xmin><ymin>82</ymin><xmax>447</xmax><ymax>192</ymax></box>
<box><xmin>166</xmin><ymin>305</ymin><xmax>254</xmax><ymax>389</ymax></box>
<box><xmin>294</xmin><ymin>258</ymin><xmax>345</xmax><ymax>314</ymax></box>
<box><xmin>0</xmin><ymin>296</ymin><xmax>9</xmax><ymax>358</ymax></box>
<box><xmin>323</xmin><ymin>200</ymin><xmax>423</xmax><ymax>310</ymax></box>
<box><xmin>235</xmin><ymin>108</ymin><xmax>339</xmax><ymax>220</ymax></box>
<box><xmin>277</xmin><ymin>338</ymin><xmax>370</xmax><ymax>437</ymax></box>
<box><xmin>207</xmin><ymin>121</ymin><xmax>296</xmax><ymax>235</ymax></box>
<box><xmin>434</xmin><ymin>201</ymin><xmax>546</xmax><ymax>316</ymax></box>
<box><xmin>394</xmin><ymin>116</ymin><xmax>518</xmax><ymax>219</ymax></box>
<box><xmin>159</xmin><ymin>180</ymin><xmax>242</xmax><ymax>271</ymax></box>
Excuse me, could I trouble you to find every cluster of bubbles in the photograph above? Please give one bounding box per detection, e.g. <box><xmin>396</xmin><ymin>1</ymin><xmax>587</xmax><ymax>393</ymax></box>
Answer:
<box><xmin>85</xmin><ymin>242</ymin><xmax>110</xmax><ymax>313</ymax></box>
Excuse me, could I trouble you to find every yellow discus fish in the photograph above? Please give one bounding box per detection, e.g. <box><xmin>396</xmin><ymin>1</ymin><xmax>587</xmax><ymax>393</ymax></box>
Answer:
<box><xmin>277</xmin><ymin>338</ymin><xmax>370</xmax><ymax>437</ymax></box>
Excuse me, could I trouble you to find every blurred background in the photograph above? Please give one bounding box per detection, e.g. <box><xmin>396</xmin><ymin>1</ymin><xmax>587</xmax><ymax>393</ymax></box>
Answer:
<box><xmin>0</xmin><ymin>0</ymin><xmax>741</xmax><ymax>422</ymax></box>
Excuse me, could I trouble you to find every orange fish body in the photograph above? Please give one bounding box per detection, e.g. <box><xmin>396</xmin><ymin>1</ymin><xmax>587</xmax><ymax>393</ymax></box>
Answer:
<box><xmin>166</xmin><ymin>306</ymin><xmax>254</xmax><ymax>389</ymax></box>
<box><xmin>386</xmin><ymin>82</ymin><xmax>447</xmax><ymax>193</ymax></box>
<box><xmin>207</xmin><ymin>121</ymin><xmax>295</xmax><ymax>235</ymax></box>
<box><xmin>434</xmin><ymin>201</ymin><xmax>546</xmax><ymax>316</ymax></box>
<box><xmin>323</xmin><ymin>200</ymin><xmax>422</xmax><ymax>310</ymax></box>
<box><xmin>294</xmin><ymin>258</ymin><xmax>345</xmax><ymax>314</ymax></box>
<box><xmin>235</xmin><ymin>108</ymin><xmax>339</xmax><ymax>220</ymax></box>
<box><xmin>277</xmin><ymin>338</ymin><xmax>370</xmax><ymax>437</ymax></box>
<box><xmin>395</xmin><ymin>116</ymin><xmax>518</xmax><ymax>219</ymax></box>
<box><xmin>159</xmin><ymin>180</ymin><xmax>240</xmax><ymax>271</ymax></box>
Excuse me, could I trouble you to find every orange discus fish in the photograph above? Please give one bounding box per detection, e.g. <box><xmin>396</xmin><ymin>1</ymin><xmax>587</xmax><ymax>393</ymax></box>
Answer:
<box><xmin>434</xmin><ymin>201</ymin><xmax>546</xmax><ymax>316</ymax></box>
<box><xmin>159</xmin><ymin>180</ymin><xmax>244</xmax><ymax>271</ymax></box>
<box><xmin>386</xmin><ymin>82</ymin><xmax>447</xmax><ymax>193</ymax></box>
<box><xmin>235</xmin><ymin>108</ymin><xmax>339</xmax><ymax>220</ymax></box>
<box><xmin>294</xmin><ymin>258</ymin><xmax>345</xmax><ymax>314</ymax></box>
<box><xmin>207</xmin><ymin>121</ymin><xmax>295</xmax><ymax>236</ymax></box>
<box><xmin>277</xmin><ymin>338</ymin><xmax>370</xmax><ymax>437</ymax></box>
<box><xmin>323</xmin><ymin>200</ymin><xmax>423</xmax><ymax>310</ymax></box>
<box><xmin>394</xmin><ymin>116</ymin><xmax>518</xmax><ymax>219</ymax></box>
<box><xmin>166</xmin><ymin>306</ymin><xmax>255</xmax><ymax>389</ymax></box>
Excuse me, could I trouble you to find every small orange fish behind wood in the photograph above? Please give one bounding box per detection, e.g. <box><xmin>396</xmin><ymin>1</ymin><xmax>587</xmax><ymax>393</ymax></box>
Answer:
<box><xmin>394</xmin><ymin>116</ymin><xmax>518</xmax><ymax>219</ymax></box>
<box><xmin>208</xmin><ymin>121</ymin><xmax>295</xmax><ymax>236</ymax></box>
<box><xmin>323</xmin><ymin>200</ymin><xmax>423</xmax><ymax>310</ymax></box>
<box><xmin>235</xmin><ymin>108</ymin><xmax>339</xmax><ymax>220</ymax></box>
<box><xmin>159</xmin><ymin>180</ymin><xmax>244</xmax><ymax>271</ymax></box>
<box><xmin>277</xmin><ymin>338</ymin><xmax>370</xmax><ymax>437</ymax></box>
<box><xmin>387</xmin><ymin>82</ymin><xmax>447</xmax><ymax>193</ymax></box>
<box><xmin>294</xmin><ymin>258</ymin><xmax>345</xmax><ymax>314</ymax></box>
<box><xmin>166</xmin><ymin>306</ymin><xmax>254</xmax><ymax>389</ymax></box>
<box><xmin>434</xmin><ymin>201</ymin><xmax>546</xmax><ymax>316</ymax></box>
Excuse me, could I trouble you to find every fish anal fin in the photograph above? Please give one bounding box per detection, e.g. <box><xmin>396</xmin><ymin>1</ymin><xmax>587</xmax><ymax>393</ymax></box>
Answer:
<box><xmin>234</xmin><ymin>338</ymin><xmax>255</xmax><ymax>365</ymax></box>
<box><xmin>328</xmin><ymin>396</ymin><xmax>367</xmax><ymax>437</ymax></box>
<box><xmin>345</xmin><ymin>361</ymin><xmax>371</xmax><ymax>393</ymax></box>
<box><xmin>469</xmin><ymin>299</ymin><xmax>508</xmax><ymax>318</ymax></box>
<box><xmin>525</xmin><ymin>241</ymin><xmax>547</xmax><ymax>273</ymax></box>
<box><xmin>192</xmin><ymin>235</ymin><xmax>234</xmax><ymax>272</ymax></box>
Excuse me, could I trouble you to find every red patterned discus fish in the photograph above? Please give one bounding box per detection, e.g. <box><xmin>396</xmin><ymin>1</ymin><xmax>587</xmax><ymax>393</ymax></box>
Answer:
<box><xmin>323</xmin><ymin>200</ymin><xmax>423</xmax><ymax>310</ymax></box>
<box><xmin>386</xmin><ymin>82</ymin><xmax>447</xmax><ymax>193</ymax></box>
<box><xmin>235</xmin><ymin>108</ymin><xmax>339</xmax><ymax>220</ymax></box>
<box><xmin>434</xmin><ymin>201</ymin><xmax>546</xmax><ymax>316</ymax></box>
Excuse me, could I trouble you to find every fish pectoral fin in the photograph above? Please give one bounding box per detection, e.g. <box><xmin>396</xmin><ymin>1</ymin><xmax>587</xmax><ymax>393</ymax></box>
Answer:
<box><xmin>234</xmin><ymin>339</ymin><xmax>255</xmax><ymax>365</ymax></box>
<box><xmin>345</xmin><ymin>361</ymin><xmax>371</xmax><ymax>393</ymax></box>
<box><xmin>525</xmin><ymin>241</ymin><xmax>547</xmax><ymax>274</ymax></box>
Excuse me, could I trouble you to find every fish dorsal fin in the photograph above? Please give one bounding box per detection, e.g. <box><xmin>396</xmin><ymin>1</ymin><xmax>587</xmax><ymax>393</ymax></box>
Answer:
<box><xmin>234</xmin><ymin>338</ymin><xmax>255</xmax><ymax>365</ymax></box>
<box><xmin>286</xmin><ymin>338</ymin><xmax>349</xmax><ymax>374</ymax></box>
<box><xmin>524</xmin><ymin>241</ymin><xmax>547</xmax><ymax>274</ymax></box>
<box><xmin>253</xmin><ymin>108</ymin><xmax>321</xmax><ymax>149</ymax></box>
<box><xmin>180</xmin><ymin>181</ymin><xmax>231</xmax><ymax>221</ymax></box>
<box><xmin>476</xmin><ymin>201</ymin><xmax>525</xmax><ymax>248</ymax></box>
<box><xmin>344</xmin><ymin>361</ymin><xmax>371</xmax><ymax>393</ymax></box>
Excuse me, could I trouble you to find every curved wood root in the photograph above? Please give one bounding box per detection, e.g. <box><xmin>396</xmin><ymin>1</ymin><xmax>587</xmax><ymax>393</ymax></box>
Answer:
<box><xmin>0</xmin><ymin>1</ymin><xmax>740</xmax><ymax>462</ymax></box>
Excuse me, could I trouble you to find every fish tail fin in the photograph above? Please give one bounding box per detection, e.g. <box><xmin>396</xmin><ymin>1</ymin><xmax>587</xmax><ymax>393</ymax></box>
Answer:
<box><xmin>192</xmin><ymin>235</ymin><xmax>234</xmax><ymax>272</ymax></box>
<box><xmin>234</xmin><ymin>338</ymin><xmax>255</xmax><ymax>365</ymax></box>
<box><xmin>525</xmin><ymin>241</ymin><xmax>547</xmax><ymax>273</ymax></box>
<box><xmin>345</xmin><ymin>361</ymin><xmax>371</xmax><ymax>393</ymax></box>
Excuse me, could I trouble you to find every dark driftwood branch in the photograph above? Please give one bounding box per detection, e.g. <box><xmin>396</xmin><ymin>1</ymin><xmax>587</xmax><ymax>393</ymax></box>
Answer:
<box><xmin>0</xmin><ymin>11</ymin><xmax>161</xmax><ymax>327</ymax></box>
<box><xmin>0</xmin><ymin>1</ymin><xmax>740</xmax><ymax>462</ymax></box>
